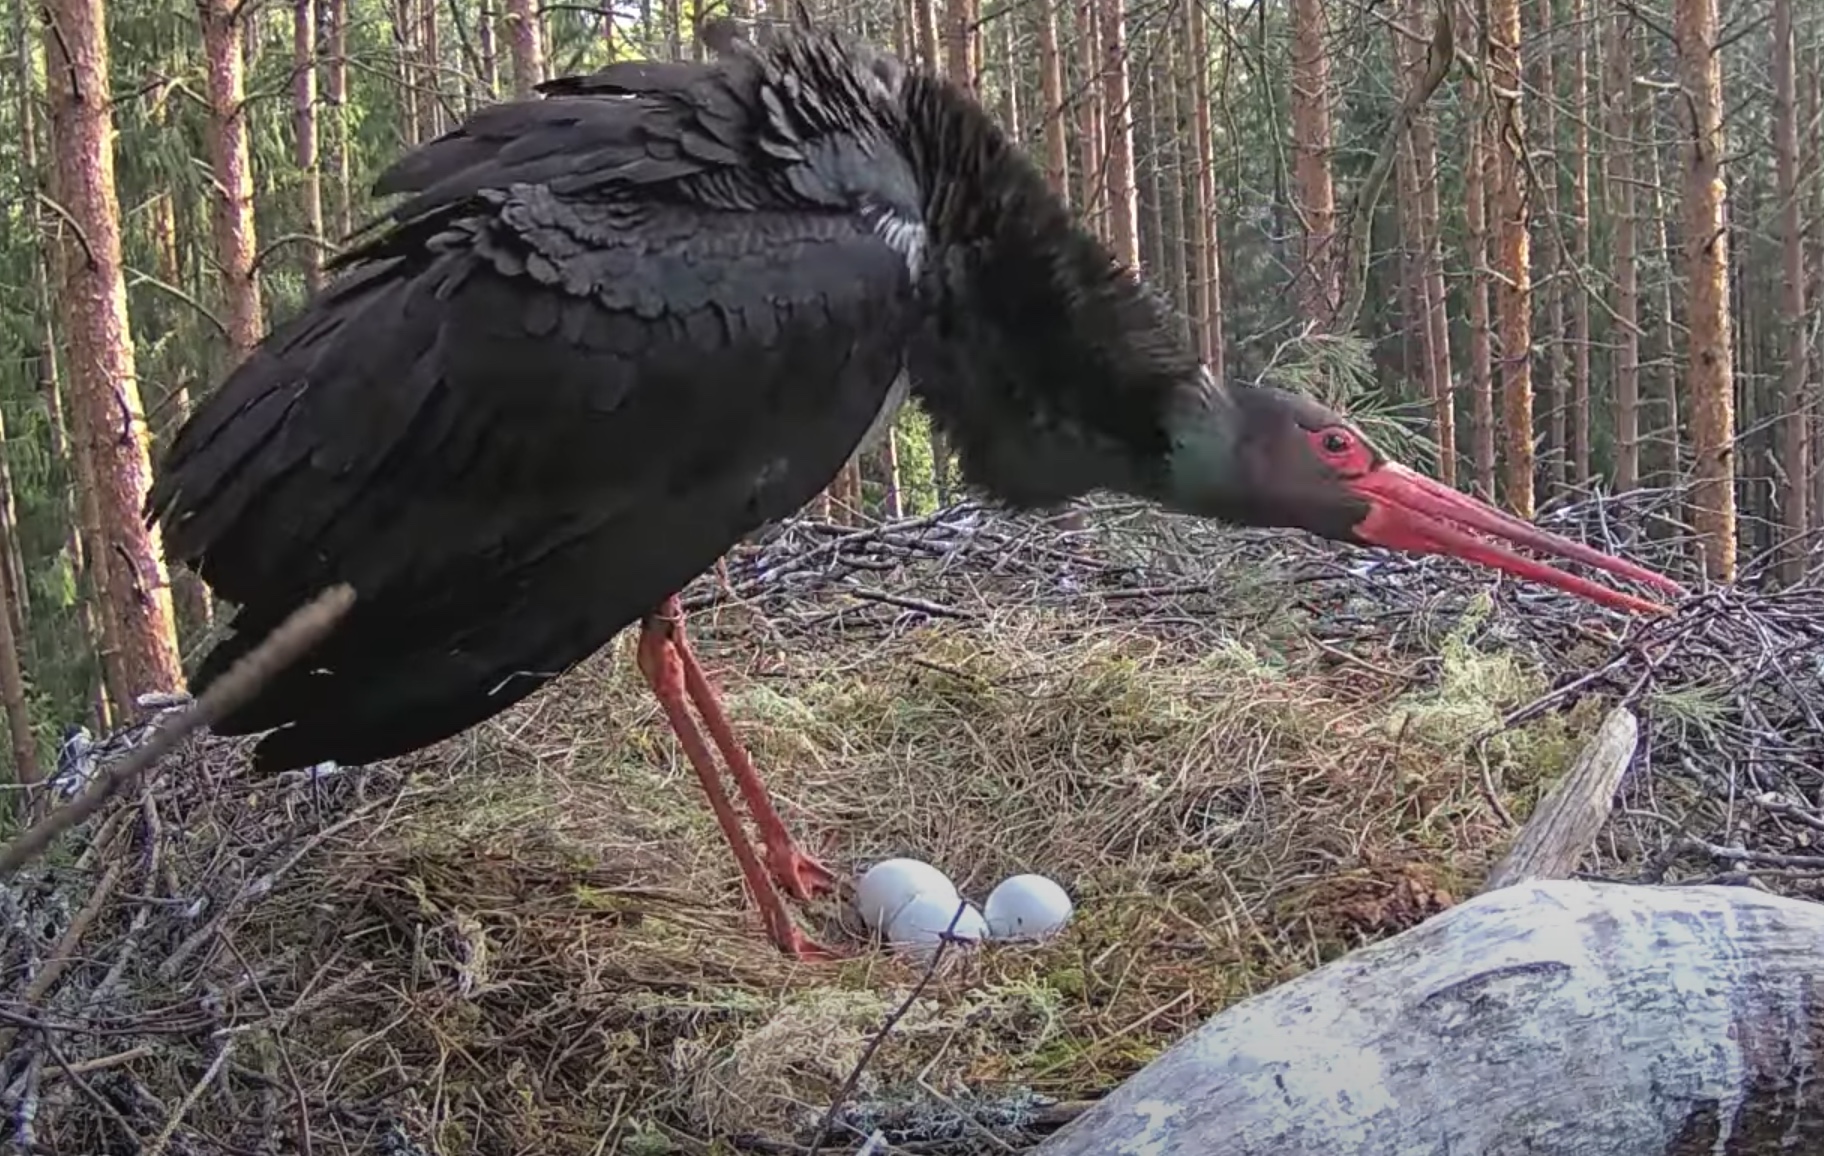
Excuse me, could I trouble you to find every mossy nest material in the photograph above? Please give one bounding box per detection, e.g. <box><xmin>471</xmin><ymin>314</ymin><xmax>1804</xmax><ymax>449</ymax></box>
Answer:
<box><xmin>1</xmin><ymin>513</ymin><xmax>1601</xmax><ymax>1154</ymax></box>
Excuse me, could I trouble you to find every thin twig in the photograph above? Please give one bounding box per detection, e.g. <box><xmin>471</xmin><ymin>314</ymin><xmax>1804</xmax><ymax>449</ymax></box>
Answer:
<box><xmin>0</xmin><ymin>584</ymin><xmax>356</xmax><ymax>879</ymax></box>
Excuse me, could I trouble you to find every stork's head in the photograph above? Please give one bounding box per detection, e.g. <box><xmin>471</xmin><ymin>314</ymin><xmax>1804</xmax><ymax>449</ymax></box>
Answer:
<box><xmin>1171</xmin><ymin>386</ymin><xmax>1685</xmax><ymax>615</ymax></box>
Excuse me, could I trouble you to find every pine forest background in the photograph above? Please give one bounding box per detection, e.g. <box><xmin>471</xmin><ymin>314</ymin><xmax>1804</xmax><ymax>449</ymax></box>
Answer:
<box><xmin>1</xmin><ymin>0</ymin><xmax>1821</xmax><ymax>781</ymax></box>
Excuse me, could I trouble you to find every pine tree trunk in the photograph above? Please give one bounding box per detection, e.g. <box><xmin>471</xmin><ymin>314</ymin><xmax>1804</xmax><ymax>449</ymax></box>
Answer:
<box><xmin>478</xmin><ymin>2</ymin><xmax>501</xmax><ymax>95</ymax></box>
<box><xmin>1463</xmin><ymin>1</ymin><xmax>1496</xmax><ymax>500</ymax></box>
<box><xmin>420</xmin><ymin>0</ymin><xmax>442</xmax><ymax>136</ymax></box>
<box><xmin>17</xmin><ymin>44</ymin><xmax>108</xmax><ymax>726</ymax></box>
<box><xmin>1289</xmin><ymin>0</ymin><xmax>1338</xmax><ymax>330</ymax></box>
<box><xmin>1673</xmin><ymin>0</ymin><xmax>1736</xmax><ymax>581</ymax></box>
<box><xmin>998</xmin><ymin>13</ymin><xmax>1019</xmax><ymax>141</ymax></box>
<box><xmin>394</xmin><ymin>0</ymin><xmax>421</xmax><ymax>144</ymax></box>
<box><xmin>0</xmin><ymin>408</ymin><xmax>27</xmax><ymax>650</ymax></box>
<box><xmin>201</xmin><ymin>0</ymin><xmax>265</xmax><ymax>361</ymax></box>
<box><xmin>1645</xmin><ymin>126</ymin><xmax>1681</xmax><ymax>491</ymax></box>
<box><xmin>1038</xmin><ymin>0</ymin><xmax>1069</xmax><ymax>199</ymax></box>
<box><xmin>1532</xmin><ymin>0</ymin><xmax>1567</xmax><ymax>496</ymax></box>
<box><xmin>1604</xmin><ymin>2</ymin><xmax>1639</xmax><ymax>492</ymax></box>
<box><xmin>506</xmin><ymin>0</ymin><xmax>544</xmax><ymax>97</ymax></box>
<box><xmin>1773</xmin><ymin>0</ymin><xmax>1808</xmax><ymax>583</ymax></box>
<box><xmin>1393</xmin><ymin>2</ymin><xmax>1455</xmax><ymax>485</ymax></box>
<box><xmin>1097</xmin><ymin>0</ymin><xmax>1138</xmax><ymax>267</ymax></box>
<box><xmin>1186</xmin><ymin>0</ymin><xmax>1223</xmax><ymax>379</ymax></box>
<box><xmin>295</xmin><ymin>0</ymin><xmax>324</xmax><ymax>291</ymax></box>
<box><xmin>1160</xmin><ymin>27</ymin><xmax>1189</xmax><ymax>324</ymax></box>
<box><xmin>1490</xmin><ymin>0</ymin><xmax>1535</xmax><ymax>517</ymax></box>
<box><xmin>1073</xmin><ymin>0</ymin><xmax>1105</xmax><ymax>233</ymax></box>
<box><xmin>41</xmin><ymin>0</ymin><xmax>185</xmax><ymax>704</ymax></box>
<box><xmin>1568</xmin><ymin>0</ymin><xmax>1592</xmax><ymax>483</ymax></box>
<box><xmin>324</xmin><ymin>0</ymin><xmax>353</xmax><ymax>238</ymax></box>
<box><xmin>0</xmin><ymin>494</ymin><xmax>37</xmax><ymax>804</ymax></box>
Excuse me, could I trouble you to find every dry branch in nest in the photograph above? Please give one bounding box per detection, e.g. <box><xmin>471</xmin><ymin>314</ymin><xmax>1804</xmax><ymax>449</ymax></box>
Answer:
<box><xmin>2</xmin><ymin>486</ymin><xmax>1822</xmax><ymax>1153</ymax></box>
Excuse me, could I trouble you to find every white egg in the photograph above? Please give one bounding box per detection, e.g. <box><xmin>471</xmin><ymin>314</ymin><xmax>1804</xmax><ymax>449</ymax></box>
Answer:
<box><xmin>884</xmin><ymin>893</ymin><xmax>987</xmax><ymax>961</ymax></box>
<box><xmin>853</xmin><ymin>858</ymin><xmax>958</xmax><ymax>931</ymax></box>
<box><xmin>983</xmin><ymin>874</ymin><xmax>1074</xmax><ymax>941</ymax></box>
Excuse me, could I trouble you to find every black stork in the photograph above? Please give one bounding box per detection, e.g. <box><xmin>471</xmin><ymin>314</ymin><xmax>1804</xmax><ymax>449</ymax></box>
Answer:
<box><xmin>145</xmin><ymin>14</ymin><xmax>1684</xmax><ymax>960</ymax></box>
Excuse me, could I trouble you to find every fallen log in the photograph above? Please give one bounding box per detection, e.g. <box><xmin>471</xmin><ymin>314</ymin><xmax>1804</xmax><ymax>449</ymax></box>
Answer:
<box><xmin>1035</xmin><ymin>878</ymin><xmax>1824</xmax><ymax>1155</ymax></box>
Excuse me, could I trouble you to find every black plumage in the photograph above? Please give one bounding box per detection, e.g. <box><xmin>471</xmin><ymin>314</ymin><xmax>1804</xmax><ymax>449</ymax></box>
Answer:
<box><xmin>148</xmin><ymin>14</ymin><xmax>1683</xmax><ymax>957</ymax></box>
<box><xmin>148</xmin><ymin>17</ymin><xmax>1195</xmax><ymax>773</ymax></box>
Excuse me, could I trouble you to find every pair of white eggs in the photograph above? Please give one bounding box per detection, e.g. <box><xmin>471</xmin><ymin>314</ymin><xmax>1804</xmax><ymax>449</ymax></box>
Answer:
<box><xmin>854</xmin><ymin>858</ymin><xmax>1074</xmax><ymax>960</ymax></box>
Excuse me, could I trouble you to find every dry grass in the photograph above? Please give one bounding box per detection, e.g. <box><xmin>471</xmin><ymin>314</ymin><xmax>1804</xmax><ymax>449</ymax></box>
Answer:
<box><xmin>6</xmin><ymin>503</ymin><xmax>1700</xmax><ymax>1155</ymax></box>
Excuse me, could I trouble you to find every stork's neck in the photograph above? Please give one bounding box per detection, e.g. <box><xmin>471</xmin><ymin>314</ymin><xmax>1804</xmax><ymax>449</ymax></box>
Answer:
<box><xmin>892</xmin><ymin>73</ymin><xmax>1233</xmax><ymax>513</ymax></box>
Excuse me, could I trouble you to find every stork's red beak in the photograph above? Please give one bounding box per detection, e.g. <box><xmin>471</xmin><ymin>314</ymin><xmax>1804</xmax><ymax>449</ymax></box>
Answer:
<box><xmin>1347</xmin><ymin>464</ymin><xmax>1686</xmax><ymax>615</ymax></box>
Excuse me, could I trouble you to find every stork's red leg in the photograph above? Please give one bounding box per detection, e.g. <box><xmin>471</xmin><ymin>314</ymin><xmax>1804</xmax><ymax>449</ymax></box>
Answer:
<box><xmin>653</xmin><ymin>596</ymin><xmax>837</xmax><ymax>901</ymax></box>
<box><xmin>636</xmin><ymin>617</ymin><xmax>833</xmax><ymax>961</ymax></box>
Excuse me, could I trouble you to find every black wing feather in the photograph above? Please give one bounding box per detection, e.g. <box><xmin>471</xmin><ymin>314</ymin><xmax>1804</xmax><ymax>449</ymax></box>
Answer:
<box><xmin>149</xmin><ymin>42</ymin><xmax>923</xmax><ymax>771</ymax></box>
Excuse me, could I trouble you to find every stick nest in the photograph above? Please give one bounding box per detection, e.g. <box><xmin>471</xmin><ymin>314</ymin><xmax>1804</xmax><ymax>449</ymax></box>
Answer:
<box><xmin>5</xmin><ymin>488</ymin><xmax>1821</xmax><ymax>1154</ymax></box>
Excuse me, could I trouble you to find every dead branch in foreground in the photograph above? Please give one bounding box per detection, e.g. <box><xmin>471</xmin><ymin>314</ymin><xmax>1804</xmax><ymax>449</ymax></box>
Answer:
<box><xmin>0</xmin><ymin>585</ymin><xmax>356</xmax><ymax>880</ymax></box>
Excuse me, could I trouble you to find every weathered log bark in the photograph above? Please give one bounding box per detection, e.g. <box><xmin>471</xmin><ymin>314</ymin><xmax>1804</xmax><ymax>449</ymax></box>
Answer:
<box><xmin>1036</xmin><ymin>878</ymin><xmax>1824</xmax><ymax>1155</ymax></box>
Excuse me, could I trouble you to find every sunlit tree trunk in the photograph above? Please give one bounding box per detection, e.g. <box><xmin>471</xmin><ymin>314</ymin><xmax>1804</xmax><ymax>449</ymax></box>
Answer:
<box><xmin>394</xmin><ymin>0</ymin><xmax>421</xmax><ymax>143</ymax></box>
<box><xmin>1604</xmin><ymin>3</ymin><xmax>1639</xmax><ymax>492</ymax></box>
<box><xmin>1289</xmin><ymin>0</ymin><xmax>1339</xmax><ymax>330</ymax></box>
<box><xmin>1490</xmin><ymin>0</ymin><xmax>1534</xmax><ymax>517</ymax></box>
<box><xmin>17</xmin><ymin>35</ymin><xmax>108</xmax><ymax>726</ymax></box>
<box><xmin>1773</xmin><ymin>0</ymin><xmax>1809</xmax><ymax>583</ymax></box>
<box><xmin>1074</xmin><ymin>0</ymin><xmax>1106</xmax><ymax>234</ymax></box>
<box><xmin>420</xmin><ymin>0</ymin><xmax>443</xmax><ymax>136</ymax></box>
<box><xmin>201</xmin><ymin>0</ymin><xmax>265</xmax><ymax>361</ymax></box>
<box><xmin>1187</xmin><ymin>0</ymin><xmax>1223</xmax><ymax>380</ymax></box>
<box><xmin>1160</xmin><ymin>28</ymin><xmax>1188</xmax><ymax>316</ymax></box>
<box><xmin>1673</xmin><ymin>0</ymin><xmax>1736</xmax><ymax>581</ymax></box>
<box><xmin>478</xmin><ymin>2</ymin><xmax>501</xmax><ymax>96</ymax></box>
<box><xmin>295</xmin><ymin>0</ymin><xmax>324</xmax><ymax>290</ymax></box>
<box><xmin>1097</xmin><ymin>0</ymin><xmax>1139</xmax><ymax>267</ymax></box>
<box><xmin>42</xmin><ymin>0</ymin><xmax>186</xmax><ymax>704</ymax></box>
<box><xmin>506</xmin><ymin>0</ymin><xmax>545</xmax><ymax>97</ymax></box>
<box><xmin>1038</xmin><ymin>0</ymin><xmax>1069</xmax><ymax>198</ymax></box>
<box><xmin>324</xmin><ymin>0</ymin><xmax>353</xmax><ymax>238</ymax></box>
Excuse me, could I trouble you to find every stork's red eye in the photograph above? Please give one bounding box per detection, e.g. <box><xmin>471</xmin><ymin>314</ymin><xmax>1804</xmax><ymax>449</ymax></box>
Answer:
<box><xmin>1307</xmin><ymin>426</ymin><xmax>1371</xmax><ymax>476</ymax></box>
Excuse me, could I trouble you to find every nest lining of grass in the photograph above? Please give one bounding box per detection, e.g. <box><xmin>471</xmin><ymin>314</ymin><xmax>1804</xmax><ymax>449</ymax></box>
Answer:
<box><xmin>6</xmin><ymin>490</ymin><xmax>1823</xmax><ymax>1154</ymax></box>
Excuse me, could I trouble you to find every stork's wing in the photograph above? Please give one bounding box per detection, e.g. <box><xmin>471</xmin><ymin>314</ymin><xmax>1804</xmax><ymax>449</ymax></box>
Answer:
<box><xmin>147</xmin><ymin>54</ymin><xmax>925</xmax><ymax>770</ymax></box>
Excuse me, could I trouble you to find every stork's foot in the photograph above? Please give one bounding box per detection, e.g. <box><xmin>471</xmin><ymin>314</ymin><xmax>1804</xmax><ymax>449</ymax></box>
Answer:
<box><xmin>638</xmin><ymin>596</ymin><xmax>841</xmax><ymax>963</ymax></box>
<box><xmin>764</xmin><ymin>838</ymin><xmax>837</xmax><ymax>902</ymax></box>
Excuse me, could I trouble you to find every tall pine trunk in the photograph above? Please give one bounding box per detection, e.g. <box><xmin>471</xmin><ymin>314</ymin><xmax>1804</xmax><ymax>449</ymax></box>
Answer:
<box><xmin>41</xmin><ymin>0</ymin><xmax>185</xmax><ymax>705</ymax></box>
<box><xmin>1490</xmin><ymin>0</ymin><xmax>1535</xmax><ymax>517</ymax></box>
<box><xmin>1289</xmin><ymin>0</ymin><xmax>1339</xmax><ymax>329</ymax></box>
<box><xmin>1604</xmin><ymin>2</ymin><xmax>1640</xmax><ymax>492</ymax></box>
<box><xmin>202</xmin><ymin>0</ymin><xmax>264</xmax><ymax>361</ymax></box>
<box><xmin>295</xmin><ymin>0</ymin><xmax>324</xmax><ymax>290</ymax></box>
<box><xmin>1773</xmin><ymin>0</ymin><xmax>1809</xmax><ymax>583</ymax></box>
<box><xmin>506</xmin><ymin>0</ymin><xmax>544</xmax><ymax>97</ymax></box>
<box><xmin>1186</xmin><ymin>0</ymin><xmax>1223</xmax><ymax>379</ymax></box>
<box><xmin>1097</xmin><ymin>0</ymin><xmax>1138</xmax><ymax>267</ymax></box>
<box><xmin>1568</xmin><ymin>0</ymin><xmax>1592</xmax><ymax>483</ymax></box>
<box><xmin>1674</xmin><ymin>0</ymin><xmax>1736</xmax><ymax>581</ymax></box>
<box><xmin>1463</xmin><ymin>0</ymin><xmax>1496</xmax><ymax>499</ymax></box>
